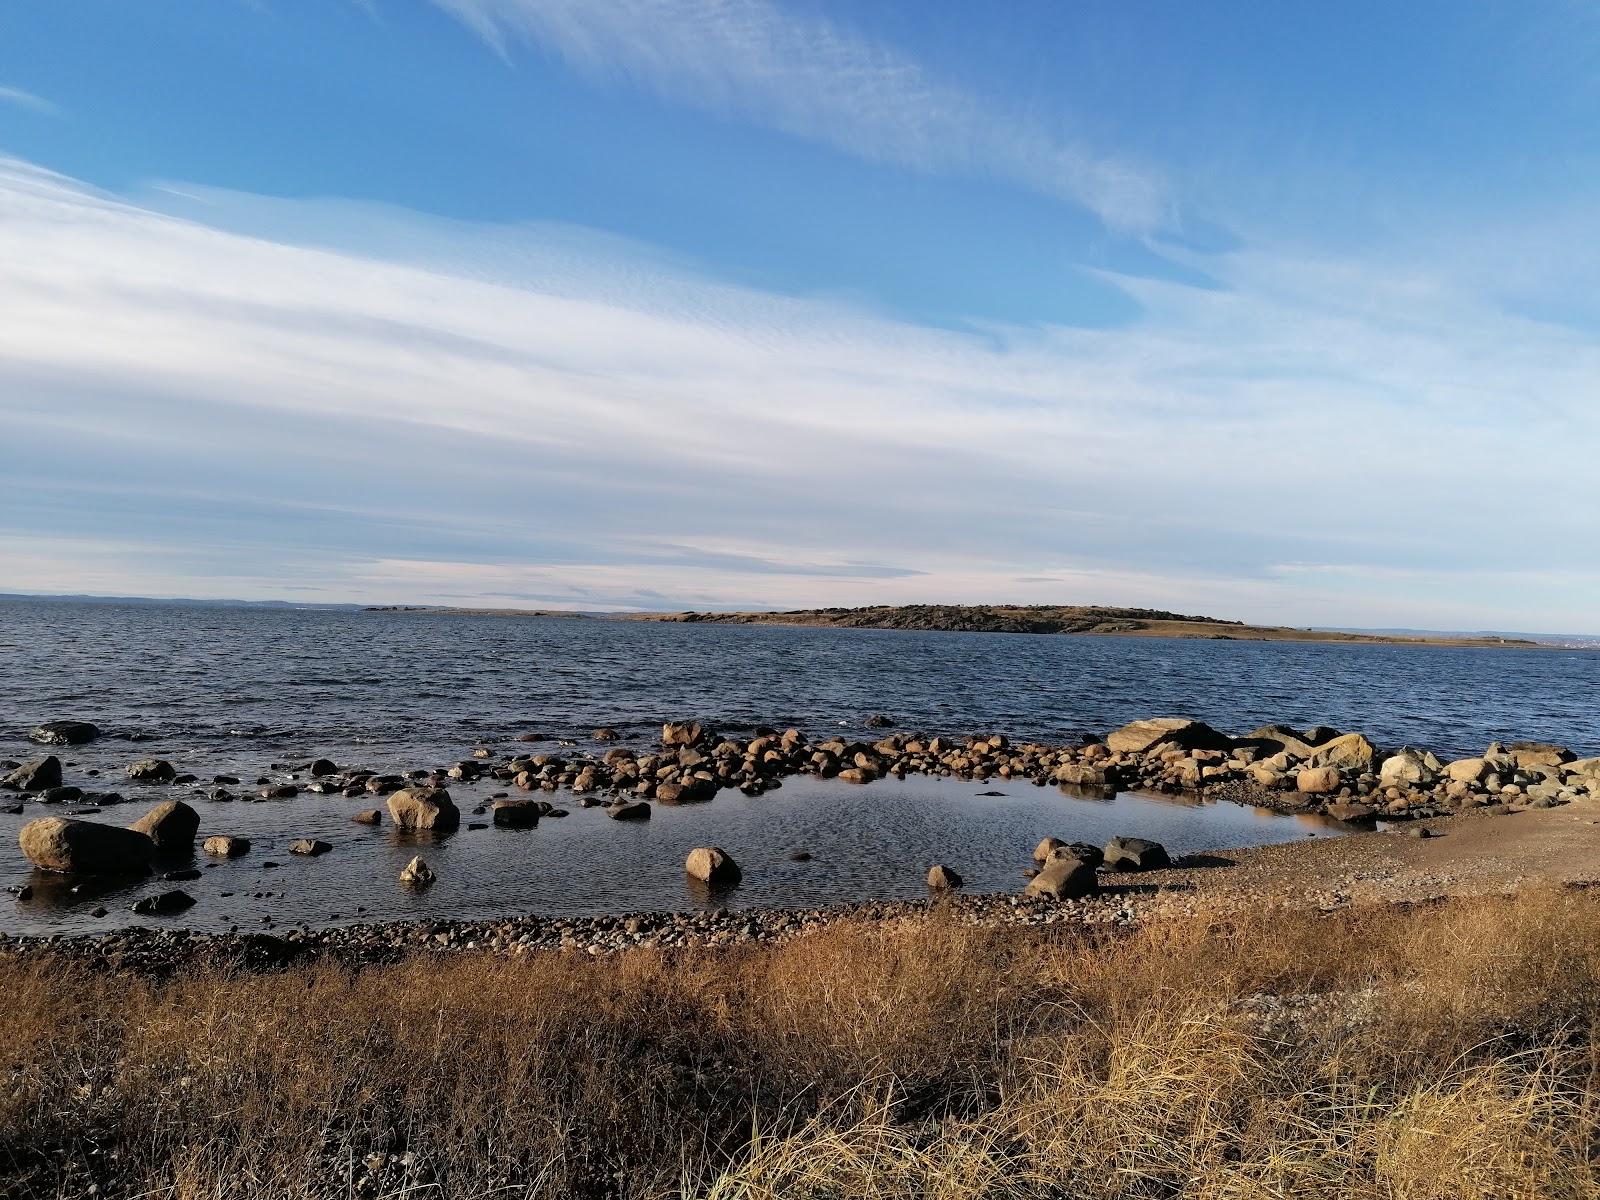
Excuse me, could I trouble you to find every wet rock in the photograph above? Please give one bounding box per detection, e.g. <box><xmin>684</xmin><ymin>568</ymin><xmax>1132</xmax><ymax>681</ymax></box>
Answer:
<box><xmin>20</xmin><ymin>825</ymin><xmax>152</xmax><ymax>876</ymax></box>
<box><xmin>352</xmin><ymin>809</ymin><xmax>382</xmax><ymax>826</ymax></box>
<box><xmin>1105</xmin><ymin>718</ymin><xmax>1232</xmax><ymax>755</ymax></box>
<box><xmin>289</xmin><ymin>838</ymin><xmax>332</xmax><ymax>856</ymax></box>
<box><xmin>387</xmin><ymin>786</ymin><xmax>460</xmax><ymax>832</ymax></box>
<box><xmin>1024</xmin><ymin>855</ymin><xmax>1098</xmax><ymax>901</ymax></box>
<box><xmin>131</xmin><ymin>890</ymin><xmax>195</xmax><ymax>916</ymax></box>
<box><xmin>202</xmin><ymin>835</ymin><xmax>250</xmax><ymax>858</ymax></box>
<box><xmin>662</xmin><ymin>721</ymin><xmax>708</xmax><ymax>747</ymax></box>
<box><xmin>592</xmin><ymin>727</ymin><xmax>621</xmax><ymax>741</ymax></box>
<box><xmin>686</xmin><ymin>846</ymin><xmax>742</xmax><ymax>884</ymax></box>
<box><xmin>127</xmin><ymin>759</ymin><xmax>178</xmax><ymax>783</ymax></box>
<box><xmin>864</xmin><ymin>714</ymin><xmax>896</xmax><ymax>728</ymax></box>
<box><xmin>129</xmin><ymin>800</ymin><xmax>200</xmax><ymax>851</ymax></box>
<box><xmin>1326</xmin><ymin>801</ymin><xmax>1378</xmax><ymax>824</ymax></box>
<box><xmin>491</xmin><ymin>799</ymin><xmax>541</xmax><ymax>828</ymax></box>
<box><xmin>926</xmin><ymin>864</ymin><xmax>963</xmax><ymax>889</ymax></box>
<box><xmin>29</xmin><ymin>720</ymin><xmax>99</xmax><ymax>746</ymax></box>
<box><xmin>5</xmin><ymin>756</ymin><xmax>63</xmax><ymax>793</ymax></box>
<box><xmin>258</xmin><ymin>784</ymin><xmax>298</xmax><ymax>800</ymax></box>
<box><xmin>1103</xmin><ymin>836</ymin><xmax>1170</xmax><ymax>872</ymax></box>
<box><xmin>162</xmin><ymin>868</ymin><xmax>202</xmax><ymax>881</ymax></box>
<box><xmin>308</xmin><ymin>758</ymin><xmax>339</xmax><ymax>776</ymax></box>
<box><xmin>38</xmin><ymin>785</ymin><xmax>83</xmax><ymax>804</ymax></box>
<box><xmin>399</xmin><ymin>856</ymin><xmax>435</xmax><ymax>888</ymax></box>
<box><xmin>607</xmin><ymin>800</ymin><xmax>651</xmax><ymax>821</ymax></box>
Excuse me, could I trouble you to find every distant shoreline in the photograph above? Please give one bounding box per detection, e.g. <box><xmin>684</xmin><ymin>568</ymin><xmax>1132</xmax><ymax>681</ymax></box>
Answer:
<box><xmin>362</xmin><ymin>602</ymin><xmax>1547</xmax><ymax>649</ymax></box>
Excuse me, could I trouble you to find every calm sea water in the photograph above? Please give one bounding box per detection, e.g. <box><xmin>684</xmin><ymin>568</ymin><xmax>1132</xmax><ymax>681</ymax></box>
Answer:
<box><xmin>3</xmin><ymin>600</ymin><xmax>1598</xmax><ymax>934</ymax></box>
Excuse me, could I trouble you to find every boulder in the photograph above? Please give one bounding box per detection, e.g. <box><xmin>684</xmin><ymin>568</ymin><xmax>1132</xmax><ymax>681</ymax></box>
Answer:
<box><xmin>387</xmin><ymin>786</ymin><xmax>460</xmax><ymax>831</ymax></box>
<box><xmin>29</xmin><ymin>721</ymin><xmax>99</xmax><ymax>746</ymax></box>
<box><xmin>491</xmin><ymin>799</ymin><xmax>541</xmax><ymax>828</ymax></box>
<box><xmin>1296</xmin><ymin>766</ymin><xmax>1343</xmax><ymax>794</ymax></box>
<box><xmin>1241</xmin><ymin>725</ymin><xmax>1321</xmax><ymax>760</ymax></box>
<box><xmin>926</xmin><ymin>864</ymin><xmax>963</xmax><ymax>889</ymax></box>
<box><xmin>129</xmin><ymin>800</ymin><xmax>200</xmax><ymax>851</ymax></box>
<box><xmin>1306</xmin><ymin>733</ymin><xmax>1378</xmax><ymax>771</ymax></box>
<box><xmin>131</xmin><ymin>890</ymin><xmax>195</xmax><ymax>916</ymax></box>
<box><xmin>608</xmin><ymin>800</ymin><xmax>652</xmax><ymax>821</ymax></box>
<box><xmin>1023</xmin><ymin>855</ymin><xmax>1098</xmax><ymax>901</ymax></box>
<box><xmin>1509</xmin><ymin>742</ymin><xmax>1574</xmax><ymax>769</ymax></box>
<box><xmin>4</xmin><ymin>756</ymin><xmax>62</xmax><ymax>792</ymax></box>
<box><xmin>288</xmin><ymin>838</ymin><xmax>331</xmax><ymax>856</ymax></box>
<box><xmin>127</xmin><ymin>759</ymin><xmax>177</xmax><ymax>783</ymax></box>
<box><xmin>1033</xmin><ymin>837</ymin><xmax>1066</xmax><ymax>862</ymax></box>
<box><xmin>686</xmin><ymin>846</ymin><xmax>742</xmax><ymax>884</ymax></box>
<box><xmin>1445</xmin><ymin>757</ymin><xmax>1490</xmax><ymax>785</ymax></box>
<box><xmin>1104</xmin><ymin>718</ymin><xmax>1232</xmax><ymax>756</ymax></box>
<box><xmin>399</xmin><ymin>856</ymin><xmax>435</xmax><ymax>887</ymax></box>
<box><xmin>1379</xmin><ymin>751</ymin><xmax>1436</xmax><ymax>789</ymax></box>
<box><xmin>656</xmin><ymin>777</ymin><xmax>718</xmax><ymax>804</ymax></box>
<box><xmin>352</xmin><ymin>809</ymin><xmax>382</xmax><ymax>826</ymax></box>
<box><xmin>1102</xmin><ymin>836</ymin><xmax>1170</xmax><ymax>872</ymax></box>
<box><xmin>1054</xmin><ymin>763</ymin><xmax>1115</xmax><ymax>788</ymax></box>
<box><xmin>19</xmin><ymin>817</ymin><xmax>153</xmax><ymax>875</ymax></box>
<box><xmin>202</xmin><ymin>835</ymin><xmax>250</xmax><ymax>858</ymax></box>
<box><xmin>662</xmin><ymin>721</ymin><xmax>708</xmax><ymax>747</ymax></box>
<box><xmin>308</xmin><ymin>758</ymin><xmax>339</xmax><ymax>776</ymax></box>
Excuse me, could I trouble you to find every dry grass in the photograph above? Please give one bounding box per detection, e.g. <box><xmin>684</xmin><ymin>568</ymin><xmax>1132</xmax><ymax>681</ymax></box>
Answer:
<box><xmin>3</xmin><ymin>890</ymin><xmax>1599</xmax><ymax>1198</ymax></box>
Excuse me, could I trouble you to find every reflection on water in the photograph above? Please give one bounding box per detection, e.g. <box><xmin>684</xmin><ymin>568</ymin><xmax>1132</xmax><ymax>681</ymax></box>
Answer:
<box><xmin>4</xmin><ymin>774</ymin><xmax>1358</xmax><ymax>936</ymax></box>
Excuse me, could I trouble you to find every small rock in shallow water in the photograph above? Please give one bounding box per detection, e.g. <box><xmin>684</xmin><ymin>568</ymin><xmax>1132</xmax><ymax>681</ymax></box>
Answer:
<box><xmin>131</xmin><ymin>890</ymin><xmax>195</xmax><ymax>916</ymax></box>
<box><xmin>289</xmin><ymin>838</ymin><xmax>332</xmax><ymax>856</ymax></box>
<box><xmin>927</xmin><ymin>864</ymin><xmax>964</xmax><ymax>889</ymax></box>
<box><xmin>399</xmin><ymin>856</ymin><xmax>435</xmax><ymax>888</ymax></box>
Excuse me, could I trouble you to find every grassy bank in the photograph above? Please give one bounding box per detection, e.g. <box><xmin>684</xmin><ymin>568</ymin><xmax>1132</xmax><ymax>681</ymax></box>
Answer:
<box><xmin>4</xmin><ymin>890</ymin><xmax>1599</xmax><ymax>1198</ymax></box>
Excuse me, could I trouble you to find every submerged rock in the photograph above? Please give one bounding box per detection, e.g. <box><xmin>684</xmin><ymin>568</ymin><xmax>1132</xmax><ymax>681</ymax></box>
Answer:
<box><xmin>29</xmin><ymin>720</ymin><xmax>99</xmax><ymax>746</ymax></box>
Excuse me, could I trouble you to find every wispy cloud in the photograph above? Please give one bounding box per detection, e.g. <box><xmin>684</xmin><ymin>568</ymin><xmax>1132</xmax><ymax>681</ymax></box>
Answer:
<box><xmin>432</xmin><ymin>0</ymin><xmax>1169</xmax><ymax>233</ymax></box>
<box><xmin>0</xmin><ymin>85</ymin><xmax>59</xmax><ymax>116</ymax></box>
<box><xmin>0</xmin><ymin>158</ymin><xmax>1596</xmax><ymax>629</ymax></box>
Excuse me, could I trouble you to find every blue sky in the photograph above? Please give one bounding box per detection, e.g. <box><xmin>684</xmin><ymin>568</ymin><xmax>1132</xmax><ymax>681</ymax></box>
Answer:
<box><xmin>0</xmin><ymin>0</ymin><xmax>1597</xmax><ymax>630</ymax></box>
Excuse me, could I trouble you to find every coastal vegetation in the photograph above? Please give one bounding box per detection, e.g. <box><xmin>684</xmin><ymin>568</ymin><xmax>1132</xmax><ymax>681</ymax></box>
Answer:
<box><xmin>3</xmin><ymin>886</ymin><xmax>1598</xmax><ymax>1198</ymax></box>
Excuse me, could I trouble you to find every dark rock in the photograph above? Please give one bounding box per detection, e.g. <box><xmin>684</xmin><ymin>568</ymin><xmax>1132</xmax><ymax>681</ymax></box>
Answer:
<box><xmin>127</xmin><ymin>759</ymin><xmax>177</xmax><ymax>783</ymax></box>
<box><xmin>288</xmin><ymin>838</ymin><xmax>332</xmax><ymax>856</ymax></box>
<box><xmin>5</xmin><ymin>756</ymin><xmax>63</xmax><ymax>793</ymax></box>
<box><xmin>1024</xmin><ymin>855</ymin><xmax>1098</xmax><ymax>900</ymax></box>
<box><xmin>607</xmin><ymin>800</ymin><xmax>651</xmax><ymax>821</ymax></box>
<box><xmin>162</xmin><ymin>868</ymin><xmax>202</xmax><ymax>881</ymax></box>
<box><xmin>129</xmin><ymin>800</ymin><xmax>200</xmax><ymax>851</ymax></box>
<box><xmin>29</xmin><ymin>721</ymin><xmax>100</xmax><ymax>746</ymax></box>
<box><xmin>1103</xmin><ymin>837</ymin><xmax>1170</xmax><ymax>872</ymax></box>
<box><xmin>308</xmin><ymin>758</ymin><xmax>339</xmax><ymax>776</ymax></box>
<box><xmin>864</xmin><ymin>714</ymin><xmax>896</xmax><ymax>728</ymax></box>
<box><xmin>491</xmin><ymin>799</ymin><xmax>541</xmax><ymax>827</ymax></box>
<box><xmin>131</xmin><ymin>890</ymin><xmax>195</xmax><ymax>916</ymax></box>
<box><xmin>926</xmin><ymin>864</ymin><xmax>963</xmax><ymax>889</ymax></box>
<box><xmin>352</xmin><ymin>809</ymin><xmax>382</xmax><ymax>826</ymax></box>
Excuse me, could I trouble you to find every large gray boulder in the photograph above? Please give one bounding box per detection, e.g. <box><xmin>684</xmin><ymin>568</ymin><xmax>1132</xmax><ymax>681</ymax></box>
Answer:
<box><xmin>387</xmin><ymin>786</ymin><xmax>460</xmax><ymax>831</ymax></box>
<box><xmin>1104</xmin><ymin>718</ymin><xmax>1232</xmax><ymax>756</ymax></box>
<box><xmin>4</xmin><ymin>756</ymin><xmax>62</xmax><ymax>793</ymax></box>
<box><xmin>1024</xmin><ymin>855</ymin><xmax>1098</xmax><ymax>900</ymax></box>
<box><xmin>19</xmin><ymin>816</ymin><xmax>154</xmax><ymax>875</ymax></box>
<box><xmin>129</xmin><ymin>800</ymin><xmax>200</xmax><ymax>851</ymax></box>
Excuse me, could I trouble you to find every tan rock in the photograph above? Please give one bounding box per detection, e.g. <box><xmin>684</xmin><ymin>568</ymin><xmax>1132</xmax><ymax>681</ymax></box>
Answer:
<box><xmin>685</xmin><ymin>846</ymin><xmax>741</xmax><ymax>884</ymax></box>
<box><xmin>20</xmin><ymin>817</ymin><xmax>153</xmax><ymax>875</ymax></box>
<box><xmin>386</xmin><ymin>786</ymin><xmax>459</xmax><ymax>831</ymax></box>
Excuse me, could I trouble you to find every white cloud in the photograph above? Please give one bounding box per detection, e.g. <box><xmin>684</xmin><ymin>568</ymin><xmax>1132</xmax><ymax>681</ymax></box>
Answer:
<box><xmin>0</xmin><ymin>158</ymin><xmax>1597</xmax><ymax>630</ymax></box>
<box><xmin>0</xmin><ymin>85</ymin><xmax>59</xmax><ymax>116</ymax></box>
<box><xmin>432</xmin><ymin>0</ymin><xmax>1169</xmax><ymax>233</ymax></box>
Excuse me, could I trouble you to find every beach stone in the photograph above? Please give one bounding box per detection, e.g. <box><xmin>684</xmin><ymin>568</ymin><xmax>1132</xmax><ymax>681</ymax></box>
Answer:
<box><xmin>491</xmin><ymin>799</ymin><xmax>541</xmax><ymax>828</ymax></box>
<box><xmin>1242</xmin><ymin>724</ymin><xmax>1321</xmax><ymax>759</ymax></box>
<box><xmin>1103</xmin><ymin>837</ymin><xmax>1170</xmax><ymax>872</ymax></box>
<box><xmin>608</xmin><ymin>800</ymin><xmax>651</xmax><ymax>821</ymax></box>
<box><xmin>29</xmin><ymin>721</ymin><xmax>99</xmax><ymax>746</ymax></box>
<box><xmin>202</xmin><ymin>835</ymin><xmax>250</xmax><ymax>858</ymax></box>
<box><xmin>1326</xmin><ymin>801</ymin><xmax>1377</xmax><ymax>823</ymax></box>
<box><xmin>352</xmin><ymin>809</ymin><xmax>382</xmax><ymax>826</ymax></box>
<box><xmin>1379</xmin><ymin>750</ymin><xmax>1436</xmax><ymax>789</ymax></box>
<box><xmin>4</xmin><ymin>756</ymin><xmax>62</xmax><ymax>793</ymax></box>
<box><xmin>662</xmin><ymin>721</ymin><xmax>707</xmax><ymax>747</ymax></box>
<box><xmin>308</xmin><ymin>758</ymin><xmax>338</xmax><ymax>776</ymax></box>
<box><xmin>129</xmin><ymin>800</ymin><xmax>200</xmax><ymax>851</ymax></box>
<box><xmin>399</xmin><ymin>856</ymin><xmax>435</xmax><ymax>887</ymax></box>
<box><xmin>288</xmin><ymin>838</ymin><xmax>331</xmax><ymax>856</ymax></box>
<box><xmin>1296</xmin><ymin>766</ymin><xmax>1343</xmax><ymax>794</ymax></box>
<box><xmin>387</xmin><ymin>786</ymin><xmax>460</xmax><ymax>831</ymax></box>
<box><xmin>127</xmin><ymin>759</ymin><xmax>177</xmax><ymax>783</ymax></box>
<box><xmin>1105</xmin><ymin>718</ymin><xmax>1233</xmax><ymax>756</ymax></box>
<box><xmin>1024</xmin><ymin>855</ymin><xmax>1098</xmax><ymax>901</ymax></box>
<box><xmin>1307</xmin><ymin>733</ymin><xmax>1378</xmax><ymax>771</ymax></box>
<box><xmin>1445</xmin><ymin>757</ymin><xmax>1490</xmax><ymax>785</ymax></box>
<box><xmin>131</xmin><ymin>889</ymin><xmax>195</xmax><ymax>916</ymax></box>
<box><xmin>686</xmin><ymin>846</ymin><xmax>741</xmax><ymax>884</ymax></box>
<box><xmin>1054</xmin><ymin>762</ymin><xmax>1114</xmax><ymax>787</ymax></box>
<box><xmin>926</xmin><ymin>864</ymin><xmax>963</xmax><ymax>889</ymax></box>
<box><xmin>19</xmin><ymin>816</ymin><xmax>154</xmax><ymax>875</ymax></box>
<box><xmin>1033</xmin><ymin>837</ymin><xmax>1066</xmax><ymax>862</ymax></box>
<box><xmin>1509</xmin><ymin>742</ymin><xmax>1573</xmax><ymax>769</ymax></box>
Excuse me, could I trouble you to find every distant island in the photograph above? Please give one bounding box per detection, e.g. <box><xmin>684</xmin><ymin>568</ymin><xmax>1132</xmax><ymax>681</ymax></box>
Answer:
<box><xmin>366</xmin><ymin>602</ymin><xmax>1543</xmax><ymax>647</ymax></box>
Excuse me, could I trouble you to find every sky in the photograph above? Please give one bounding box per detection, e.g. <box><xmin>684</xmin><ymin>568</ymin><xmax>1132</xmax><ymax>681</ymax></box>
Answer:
<box><xmin>0</xmin><ymin>1</ymin><xmax>1597</xmax><ymax>631</ymax></box>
